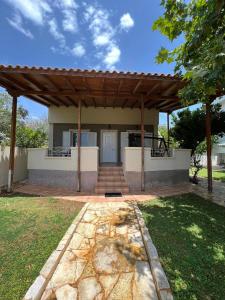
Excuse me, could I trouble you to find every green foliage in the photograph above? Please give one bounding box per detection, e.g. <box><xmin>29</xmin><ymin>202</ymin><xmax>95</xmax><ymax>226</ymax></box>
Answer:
<box><xmin>139</xmin><ymin>193</ymin><xmax>225</xmax><ymax>299</ymax></box>
<box><xmin>191</xmin><ymin>168</ymin><xmax>225</xmax><ymax>182</ymax></box>
<box><xmin>0</xmin><ymin>195</ymin><xmax>82</xmax><ymax>300</ymax></box>
<box><xmin>171</xmin><ymin>104</ymin><xmax>225</xmax><ymax>156</ymax></box>
<box><xmin>158</xmin><ymin>125</ymin><xmax>179</xmax><ymax>148</ymax></box>
<box><xmin>16</xmin><ymin>126</ymin><xmax>47</xmax><ymax>148</ymax></box>
<box><xmin>171</xmin><ymin>104</ymin><xmax>225</xmax><ymax>181</ymax></box>
<box><xmin>0</xmin><ymin>93</ymin><xmax>47</xmax><ymax>148</ymax></box>
<box><xmin>0</xmin><ymin>93</ymin><xmax>28</xmax><ymax>138</ymax></box>
<box><xmin>153</xmin><ymin>0</ymin><xmax>225</xmax><ymax>103</ymax></box>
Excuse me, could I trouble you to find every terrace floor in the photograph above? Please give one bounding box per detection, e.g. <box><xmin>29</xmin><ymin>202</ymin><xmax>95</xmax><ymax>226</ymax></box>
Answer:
<box><xmin>14</xmin><ymin>181</ymin><xmax>225</xmax><ymax>207</ymax></box>
<box><xmin>14</xmin><ymin>183</ymin><xmax>193</xmax><ymax>202</ymax></box>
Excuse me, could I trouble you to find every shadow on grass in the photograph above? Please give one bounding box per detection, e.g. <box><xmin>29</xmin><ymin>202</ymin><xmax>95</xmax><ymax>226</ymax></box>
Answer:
<box><xmin>139</xmin><ymin>193</ymin><xmax>225</xmax><ymax>300</ymax></box>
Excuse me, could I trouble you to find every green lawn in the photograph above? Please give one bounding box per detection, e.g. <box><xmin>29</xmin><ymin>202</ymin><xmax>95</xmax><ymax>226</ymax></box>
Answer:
<box><xmin>190</xmin><ymin>167</ymin><xmax>225</xmax><ymax>182</ymax></box>
<box><xmin>0</xmin><ymin>195</ymin><xmax>83</xmax><ymax>300</ymax></box>
<box><xmin>139</xmin><ymin>194</ymin><xmax>225</xmax><ymax>300</ymax></box>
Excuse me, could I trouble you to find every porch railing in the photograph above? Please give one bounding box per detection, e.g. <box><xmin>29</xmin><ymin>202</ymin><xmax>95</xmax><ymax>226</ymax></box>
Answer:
<box><xmin>47</xmin><ymin>147</ymin><xmax>71</xmax><ymax>157</ymax></box>
<box><xmin>151</xmin><ymin>148</ymin><xmax>173</xmax><ymax>157</ymax></box>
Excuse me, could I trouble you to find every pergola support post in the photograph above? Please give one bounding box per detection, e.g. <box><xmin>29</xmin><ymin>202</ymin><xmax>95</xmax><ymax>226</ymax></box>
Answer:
<box><xmin>141</xmin><ymin>96</ymin><xmax>145</xmax><ymax>191</ymax></box>
<box><xmin>206</xmin><ymin>102</ymin><xmax>212</xmax><ymax>193</ymax></box>
<box><xmin>7</xmin><ymin>95</ymin><xmax>18</xmax><ymax>192</ymax></box>
<box><xmin>167</xmin><ymin>112</ymin><xmax>170</xmax><ymax>147</ymax></box>
<box><xmin>77</xmin><ymin>99</ymin><xmax>81</xmax><ymax>192</ymax></box>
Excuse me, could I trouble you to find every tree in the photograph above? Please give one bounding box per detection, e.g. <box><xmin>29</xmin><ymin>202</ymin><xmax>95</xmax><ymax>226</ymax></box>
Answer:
<box><xmin>171</xmin><ymin>104</ymin><xmax>225</xmax><ymax>182</ymax></box>
<box><xmin>153</xmin><ymin>0</ymin><xmax>225</xmax><ymax>104</ymax></box>
<box><xmin>16</xmin><ymin>126</ymin><xmax>47</xmax><ymax>148</ymax></box>
<box><xmin>158</xmin><ymin>125</ymin><xmax>179</xmax><ymax>148</ymax></box>
<box><xmin>0</xmin><ymin>93</ymin><xmax>47</xmax><ymax>148</ymax></box>
<box><xmin>0</xmin><ymin>93</ymin><xmax>28</xmax><ymax>138</ymax></box>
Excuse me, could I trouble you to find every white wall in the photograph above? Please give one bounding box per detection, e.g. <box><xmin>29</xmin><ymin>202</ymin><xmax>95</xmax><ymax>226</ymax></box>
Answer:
<box><xmin>28</xmin><ymin>147</ymin><xmax>98</xmax><ymax>172</ymax></box>
<box><xmin>48</xmin><ymin>106</ymin><xmax>159</xmax><ymax>127</ymax></box>
<box><xmin>0</xmin><ymin>146</ymin><xmax>28</xmax><ymax>187</ymax></box>
<box><xmin>124</xmin><ymin>147</ymin><xmax>191</xmax><ymax>172</ymax></box>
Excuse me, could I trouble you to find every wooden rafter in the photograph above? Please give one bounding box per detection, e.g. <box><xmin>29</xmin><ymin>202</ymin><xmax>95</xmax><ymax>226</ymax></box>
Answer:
<box><xmin>117</xmin><ymin>79</ymin><xmax>123</xmax><ymax>95</ymax></box>
<box><xmin>0</xmin><ymin>66</ymin><xmax>196</xmax><ymax>111</ymax></box>
<box><xmin>42</xmin><ymin>75</ymin><xmax>70</xmax><ymax>106</ymax></box>
<box><xmin>146</xmin><ymin>83</ymin><xmax>160</xmax><ymax>97</ymax></box>
<box><xmin>133</xmin><ymin>80</ymin><xmax>142</xmax><ymax>94</ymax></box>
<box><xmin>10</xmin><ymin>89</ymin><xmax>180</xmax><ymax>100</ymax></box>
<box><xmin>162</xmin><ymin>82</ymin><xmax>178</xmax><ymax>96</ymax></box>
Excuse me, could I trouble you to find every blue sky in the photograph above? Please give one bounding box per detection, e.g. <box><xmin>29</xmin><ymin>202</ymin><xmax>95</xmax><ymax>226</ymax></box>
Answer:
<box><xmin>0</xmin><ymin>0</ymin><xmax>184</xmax><ymax>125</ymax></box>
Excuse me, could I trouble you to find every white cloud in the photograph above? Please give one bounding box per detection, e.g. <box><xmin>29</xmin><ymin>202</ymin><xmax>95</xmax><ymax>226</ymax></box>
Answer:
<box><xmin>72</xmin><ymin>43</ymin><xmax>86</xmax><ymax>57</ymax></box>
<box><xmin>120</xmin><ymin>13</ymin><xmax>134</xmax><ymax>31</ymax></box>
<box><xmin>83</xmin><ymin>4</ymin><xmax>120</xmax><ymax>69</ymax></box>
<box><xmin>94</xmin><ymin>33</ymin><xmax>110</xmax><ymax>46</ymax></box>
<box><xmin>104</xmin><ymin>45</ymin><xmax>121</xmax><ymax>68</ymax></box>
<box><xmin>58</xmin><ymin>0</ymin><xmax>76</xmax><ymax>8</ymax></box>
<box><xmin>62</xmin><ymin>9</ymin><xmax>78</xmax><ymax>32</ymax></box>
<box><xmin>4</xmin><ymin>0</ymin><xmax>51</xmax><ymax>25</ymax></box>
<box><xmin>48</xmin><ymin>18</ymin><xmax>66</xmax><ymax>48</ymax></box>
<box><xmin>55</xmin><ymin>0</ymin><xmax>78</xmax><ymax>33</ymax></box>
<box><xmin>7</xmin><ymin>13</ymin><xmax>34</xmax><ymax>39</ymax></box>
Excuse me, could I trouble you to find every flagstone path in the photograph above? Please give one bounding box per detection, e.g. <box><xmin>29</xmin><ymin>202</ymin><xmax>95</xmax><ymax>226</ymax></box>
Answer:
<box><xmin>24</xmin><ymin>201</ymin><xmax>172</xmax><ymax>300</ymax></box>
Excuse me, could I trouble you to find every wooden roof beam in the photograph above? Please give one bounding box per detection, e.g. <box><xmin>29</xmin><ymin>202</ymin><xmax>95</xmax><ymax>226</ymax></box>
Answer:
<box><xmin>64</xmin><ymin>77</ymin><xmax>77</xmax><ymax>92</ymax></box>
<box><xmin>0</xmin><ymin>73</ymin><xmax>28</xmax><ymax>91</ymax></box>
<box><xmin>42</xmin><ymin>75</ymin><xmax>70</xmax><ymax>106</ymax></box>
<box><xmin>162</xmin><ymin>83</ymin><xmax>178</xmax><ymax>96</ymax></box>
<box><xmin>117</xmin><ymin>79</ymin><xmax>123</xmax><ymax>95</ymax></box>
<box><xmin>21</xmin><ymin>73</ymin><xmax>44</xmax><ymax>91</ymax></box>
<box><xmin>162</xmin><ymin>102</ymin><xmax>182</xmax><ymax>111</ymax></box>
<box><xmin>20</xmin><ymin>73</ymin><xmax>63</xmax><ymax>107</ymax></box>
<box><xmin>156</xmin><ymin>99</ymin><xmax>177</xmax><ymax>109</ymax></box>
<box><xmin>66</xmin><ymin>96</ymin><xmax>78</xmax><ymax>107</ymax></box>
<box><xmin>27</xmin><ymin>95</ymin><xmax>50</xmax><ymax>107</ymax></box>
<box><xmin>133</xmin><ymin>80</ymin><xmax>142</xmax><ymax>94</ymax></box>
<box><xmin>16</xmin><ymin>89</ymin><xmax>179</xmax><ymax>100</ymax></box>
<box><xmin>146</xmin><ymin>83</ymin><xmax>160</xmax><ymax>97</ymax></box>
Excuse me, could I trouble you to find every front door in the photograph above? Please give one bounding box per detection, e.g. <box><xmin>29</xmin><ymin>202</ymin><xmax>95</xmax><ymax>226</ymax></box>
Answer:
<box><xmin>102</xmin><ymin>131</ymin><xmax>117</xmax><ymax>163</ymax></box>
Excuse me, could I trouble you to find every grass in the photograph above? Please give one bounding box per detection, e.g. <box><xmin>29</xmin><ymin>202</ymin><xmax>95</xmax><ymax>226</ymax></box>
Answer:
<box><xmin>190</xmin><ymin>167</ymin><xmax>225</xmax><ymax>182</ymax></box>
<box><xmin>0</xmin><ymin>194</ymin><xmax>83</xmax><ymax>300</ymax></box>
<box><xmin>139</xmin><ymin>193</ymin><xmax>225</xmax><ymax>300</ymax></box>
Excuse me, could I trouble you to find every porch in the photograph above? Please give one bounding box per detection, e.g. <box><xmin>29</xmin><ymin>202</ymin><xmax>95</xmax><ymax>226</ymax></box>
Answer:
<box><xmin>27</xmin><ymin>146</ymin><xmax>191</xmax><ymax>193</ymax></box>
<box><xmin>0</xmin><ymin>65</ymin><xmax>202</xmax><ymax>192</ymax></box>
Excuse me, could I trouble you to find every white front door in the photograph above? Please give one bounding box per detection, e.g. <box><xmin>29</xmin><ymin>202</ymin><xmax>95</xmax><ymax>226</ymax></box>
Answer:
<box><xmin>102</xmin><ymin>131</ymin><xmax>117</xmax><ymax>163</ymax></box>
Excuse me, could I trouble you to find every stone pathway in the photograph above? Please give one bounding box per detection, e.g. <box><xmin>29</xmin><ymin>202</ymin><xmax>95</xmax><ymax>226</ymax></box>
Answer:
<box><xmin>24</xmin><ymin>202</ymin><xmax>172</xmax><ymax>300</ymax></box>
<box><xmin>192</xmin><ymin>178</ymin><xmax>225</xmax><ymax>207</ymax></box>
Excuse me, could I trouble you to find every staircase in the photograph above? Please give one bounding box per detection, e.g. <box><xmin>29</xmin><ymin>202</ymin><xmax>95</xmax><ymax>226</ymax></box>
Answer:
<box><xmin>95</xmin><ymin>166</ymin><xmax>129</xmax><ymax>194</ymax></box>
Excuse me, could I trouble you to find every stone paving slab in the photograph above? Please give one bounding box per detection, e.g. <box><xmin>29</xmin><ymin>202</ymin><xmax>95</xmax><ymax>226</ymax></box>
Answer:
<box><xmin>24</xmin><ymin>201</ymin><xmax>173</xmax><ymax>300</ymax></box>
<box><xmin>192</xmin><ymin>178</ymin><xmax>225</xmax><ymax>207</ymax></box>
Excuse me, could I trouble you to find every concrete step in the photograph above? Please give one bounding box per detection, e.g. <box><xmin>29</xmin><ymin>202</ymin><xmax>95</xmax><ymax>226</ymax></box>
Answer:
<box><xmin>96</xmin><ymin>181</ymin><xmax>128</xmax><ymax>188</ymax></box>
<box><xmin>99</xmin><ymin>171</ymin><xmax>124</xmax><ymax>176</ymax></box>
<box><xmin>98</xmin><ymin>176</ymin><xmax>125</xmax><ymax>182</ymax></box>
<box><xmin>95</xmin><ymin>187</ymin><xmax>129</xmax><ymax>194</ymax></box>
<box><xmin>96</xmin><ymin>165</ymin><xmax>129</xmax><ymax>194</ymax></box>
<box><xmin>99</xmin><ymin>167</ymin><xmax>123</xmax><ymax>172</ymax></box>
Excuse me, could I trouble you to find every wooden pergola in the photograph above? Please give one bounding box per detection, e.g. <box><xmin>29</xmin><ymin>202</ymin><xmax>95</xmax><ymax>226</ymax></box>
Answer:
<box><xmin>0</xmin><ymin>65</ymin><xmax>214</xmax><ymax>193</ymax></box>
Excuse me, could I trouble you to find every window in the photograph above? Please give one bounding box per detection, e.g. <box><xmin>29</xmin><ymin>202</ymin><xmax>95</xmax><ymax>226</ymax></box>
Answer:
<box><xmin>63</xmin><ymin>130</ymin><xmax>97</xmax><ymax>147</ymax></box>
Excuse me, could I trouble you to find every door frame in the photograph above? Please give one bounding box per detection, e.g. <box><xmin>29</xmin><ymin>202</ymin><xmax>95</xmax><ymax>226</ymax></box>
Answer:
<box><xmin>100</xmin><ymin>130</ymin><xmax>118</xmax><ymax>163</ymax></box>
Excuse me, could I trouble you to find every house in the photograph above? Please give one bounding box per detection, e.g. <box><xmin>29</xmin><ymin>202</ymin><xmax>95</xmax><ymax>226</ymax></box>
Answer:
<box><xmin>0</xmin><ymin>65</ymin><xmax>191</xmax><ymax>193</ymax></box>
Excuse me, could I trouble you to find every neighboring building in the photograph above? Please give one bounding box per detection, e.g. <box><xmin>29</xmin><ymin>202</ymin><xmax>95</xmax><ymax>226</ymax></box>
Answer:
<box><xmin>201</xmin><ymin>98</ymin><xmax>225</xmax><ymax>167</ymax></box>
<box><xmin>0</xmin><ymin>65</ymin><xmax>191</xmax><ymax>193</ymax></box>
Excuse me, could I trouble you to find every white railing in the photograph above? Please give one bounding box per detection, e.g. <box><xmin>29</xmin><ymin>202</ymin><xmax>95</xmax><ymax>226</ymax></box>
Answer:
<box><xmin>47</xmin><ymin>147</ymin><xmax>71</xmax><ymax>157</ymax></box>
